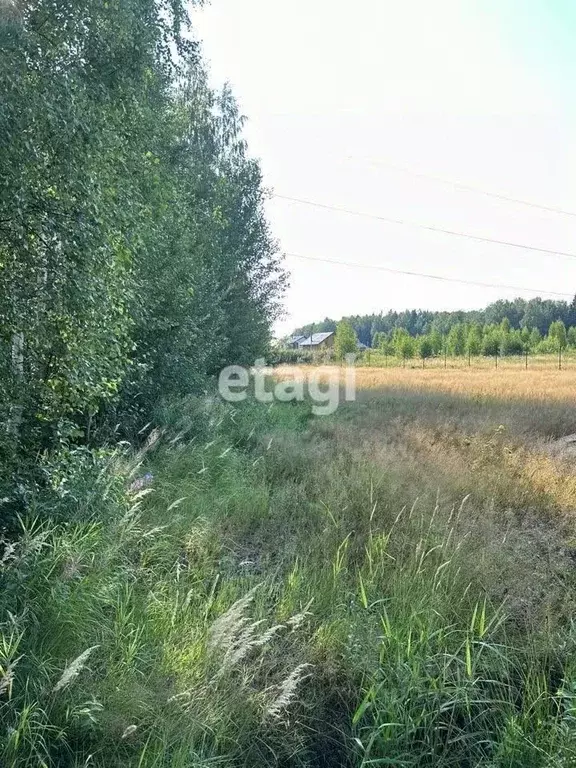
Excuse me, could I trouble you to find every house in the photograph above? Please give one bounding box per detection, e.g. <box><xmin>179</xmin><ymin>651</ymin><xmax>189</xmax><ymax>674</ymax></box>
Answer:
<box><xmin>298</xmin><ymin>331</ymin><xmax>335</xmax><ymax>350</ymax></box>
<box><xmin>286</xmin><ymin>335</ymin><xmax>307</xmax><ymax>349</ymax></box>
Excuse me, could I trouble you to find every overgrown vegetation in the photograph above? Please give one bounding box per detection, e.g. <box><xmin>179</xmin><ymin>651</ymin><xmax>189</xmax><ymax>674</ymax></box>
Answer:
<box><xmin>3</xmin><ymin>383</ymin><xmax>576</xmax><ymax>766</ymax></box>
<box><xmin>0</xmin><ymin>0</ymin><xmax>285</xmax><ymax>512</ymax></box>
<box><xmin>4</xmin><ymin>2</ymin><xmax>576</xmax><ymax>765</ymax></box>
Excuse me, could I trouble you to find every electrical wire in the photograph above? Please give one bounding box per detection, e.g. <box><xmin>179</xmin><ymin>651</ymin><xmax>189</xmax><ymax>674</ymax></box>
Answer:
<box><xmin>274</xmin><ymin>193</ymin><xmax>576</xmax><ymax>261</ymax></box>
<box><xmin>346</xmin><ymin>155</ymin><xmax>576</xmax><ymax>218</ymax></box>
<box><xmin>286</xmin><ymin>251</ymin><xmax>573</xmax><ymax>298</ymax></box>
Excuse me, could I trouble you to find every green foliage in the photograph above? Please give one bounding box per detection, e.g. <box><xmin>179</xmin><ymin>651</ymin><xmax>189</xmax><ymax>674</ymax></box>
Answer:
<box><xmin>267</xmin><ymin>347</ymin><xmax>315</xmax><ymax>366</ymax></box>
<box><xmin>500</xmin><ymin>329</ymin><xmax>525</xmax><ymax>356</ymax></box>
<box><xmin>429</xmin><ymin>327</ymin><xmax>443</xmax><ymax>355</ymax></box>
<box><xmin>466</xmin><ymin>323</ymin><xmax>483</xmax><ymax>356</ymax></box>
<box><xmin>373</xmin><ymin>331</ymin><xmax>393</xmax><ymax>357</ymax></box>
<box><xmin>3</xmin><ymin>397</ymin><xmax>576</xmax><ymax>765</ymax></box>
<box><xmin>418</xmin><ymin>336</ymin><xmax>433</xmax><ymax>361</ymax></box>
<box><xmin>392</xmin><ymin>328</ymin><xmax>414</xmax><ymax>360</ymax></box>
<box><xmin>549</xmin><ymin>320</ymin><xmax>568</xmax><ymax>350</ymax></box>
<box><xmin>530</xmin><ymin>327</ymin><xmax>542</xmax><ymax>348</ymax></box>
<box><xmin>296</xmin><ymin>294</ymin><xmax>576</xmax><ymax>347</ymax></box>
<box><xmin>342</xmin><ymin>317</ymin><xmax>576</xmax><ymax>364</ymax></box>
<box><xmin>334</xmin><ymin>320</ymin><xmax>357</xmax><ymax>360</ymax></box>
<box><xmin>447</xmin><ymin>324</ymin><xmax>466</xmax><ymax>356</ymax></box>
<box><xmin>0</xmin><ymin>0</ymin><xmax>285</xmax><ymax>491</ymax></box>
<box><xmin>482</xmin><ymin>327</ymin><xmax>501</xmax><ymax>357</ymax></box>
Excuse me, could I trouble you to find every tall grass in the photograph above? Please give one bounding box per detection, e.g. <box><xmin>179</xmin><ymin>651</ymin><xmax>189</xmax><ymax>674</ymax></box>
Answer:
<box><xmin>2</xmin><ymin>393</ymin><xmax>576</xmax><ymax>765</ymax></box>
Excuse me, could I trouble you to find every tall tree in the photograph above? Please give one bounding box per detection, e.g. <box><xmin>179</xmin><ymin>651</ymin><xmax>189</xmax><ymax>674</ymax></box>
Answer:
<box><xmin>0</xmin><ymin>0</ymin><xmax>286</xmax><ymax>499</ymax></box>
<box><xmin>334</xmin><ymin>320</ymin><xmax>357</xmax><ymax>359</ymax></box>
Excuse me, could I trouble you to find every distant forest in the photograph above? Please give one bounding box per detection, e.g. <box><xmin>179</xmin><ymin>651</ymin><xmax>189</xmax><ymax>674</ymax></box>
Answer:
<box><xmin>294</xmin><ymin>296</ymin><xmax>576</xmax><ymax>347</ymax></box>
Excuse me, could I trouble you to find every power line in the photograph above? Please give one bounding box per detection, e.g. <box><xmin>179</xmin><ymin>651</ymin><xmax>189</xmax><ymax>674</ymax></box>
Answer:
<box><xmin>286</xmin><ymin>251</ymin><xmax>573</xmax><ymax>298</ymax></box>
<box><xmin>274</xmin><ymin>194</ymin><xmax>576</xmax><ymax>261</ymax></box>
<box><xmin>346</xmin><ymin>156</ymin><xmax>576</xmax><ymax>218</ymax></box>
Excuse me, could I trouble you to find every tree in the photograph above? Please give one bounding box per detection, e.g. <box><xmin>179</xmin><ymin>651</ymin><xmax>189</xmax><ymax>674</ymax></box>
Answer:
<box><xmin>419</xmin><ymin>336</ymin><xmax>433</xmax><ymax>366</ymax></box>
<box><xmin>394</xmin><ymin>330</ymin><xmax>415</xmax><ymax>363</ymax></box>
<box><xmin>568</xmin><ymin>295</ymin><xmax>576</xmax><ymax>329</ymax></box>
<box><xmin>372</xmin><ymin>331</ymin><xmax>394</xmax><ymax>364</ymax></box>
<box><xmin>529</xmin><ymin>327</ymin><xmax>542</xmax><ymax>350</ymax></box>
<box><xmin>392</xmin><ymin>328</ymin><xmax>411</xmax><ymax>359</ymax></box>
<box><xmin>334</xmin><ymin>320</ymin><xmax>357</xmax><ymax>359</ymax></box>
<box><xmin>466</xmin><ymin>324</ymin><xmax>483</xmax><ymax>357</ymax></box>
<box><xmin>0</xmin><ymin>0</ymin><xmax>287</xmax><ymax>512</ymax></box>
<box><xmin>500</xmin><ymin>330</ymin><xmax>524</xmax><ymax>356</ymax></box>
<box><xmin>549</xmin><ymin>320</ymin><xmax>567</xmax><ymax>350</ymax></box>
<box><xmin>295</xmin><ymin>298</ymin><xmax>575</xmax><ymax>348</ymax></box>
<box><xmin>429</xmin><ymin>327</ymin><xmax>443</xmax><ymax>355</ymax></box>
<box><xmin>372</xmin><ymin>331</ymin><xmax>385</xmax><ymax>350</ymax></box>
<box><xmin>482</xmin><ymin>327</ymin><xmax>500</xmax><ymax>357</ymax></box>
<box><xmin>447</xmin><ymin>324</ymin><xmax>466</xmax><ymax>356</ymax></box>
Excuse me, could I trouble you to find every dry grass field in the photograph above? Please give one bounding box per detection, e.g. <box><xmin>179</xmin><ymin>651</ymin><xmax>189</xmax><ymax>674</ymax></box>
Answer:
<box><xmin>344</xmin><ymin>364</ymin><xmax>576</xmax><ymax>541</ymax></box>
<box><xmin>278</xmin><ymin>362</ymin><xmax>576</xmax><ymax>616</ymax></box>
<box><xmin>354</xmin><ymin>364</ymin><xmax>576</xmax><ymax>403</ymax></box>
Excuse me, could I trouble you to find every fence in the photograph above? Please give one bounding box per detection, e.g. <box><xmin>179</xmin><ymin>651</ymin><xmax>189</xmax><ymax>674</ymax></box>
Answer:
<box><xmin>358</xmin><ymin>350</ymin><xmax>574</xmax><ymax>371</ymax></box>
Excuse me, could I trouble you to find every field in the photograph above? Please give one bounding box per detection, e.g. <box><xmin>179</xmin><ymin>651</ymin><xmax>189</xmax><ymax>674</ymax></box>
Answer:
<box><xmin>4</xmin><ymin>367</ymin><xmax>576</xmax><ymax>765</ymax></box>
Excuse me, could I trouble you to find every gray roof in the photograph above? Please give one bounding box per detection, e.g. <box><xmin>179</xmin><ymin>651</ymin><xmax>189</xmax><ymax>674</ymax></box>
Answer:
<box><xmin>287</xmin><ymin>335</ymin><xmax>307</xmax><ymax>345</ymax></box>
<box><xmin>299</xmin><ymin>332</ymin><xmax>334</xmax><ymax>347</ymax></box>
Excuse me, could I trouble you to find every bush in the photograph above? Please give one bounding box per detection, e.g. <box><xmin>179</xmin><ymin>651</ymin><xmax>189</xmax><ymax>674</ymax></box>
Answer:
<box><xmin>266</xmin><ymin>348</ymin><xmax>315</xmax><ymax>365</ymax></box>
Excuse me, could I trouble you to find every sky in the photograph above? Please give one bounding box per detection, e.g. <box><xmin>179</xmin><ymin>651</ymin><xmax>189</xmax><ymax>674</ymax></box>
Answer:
<box><xmin>192</xmin><ymin>0</ymin><xmax>576</xmax><ymax>335</ymax></box>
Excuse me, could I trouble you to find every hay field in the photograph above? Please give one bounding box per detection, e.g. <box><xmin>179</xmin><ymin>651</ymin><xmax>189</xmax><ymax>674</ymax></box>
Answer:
<box><xmin>354</xmin><ymin>364</ymin><xmax>576</xmax><ymax>402</ymax></box>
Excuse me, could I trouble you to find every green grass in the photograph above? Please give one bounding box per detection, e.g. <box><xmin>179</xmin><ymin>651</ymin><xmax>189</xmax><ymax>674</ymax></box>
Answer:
<box><xmin>2</xmin><ymin>394</ymin><xmax>576</xmax><ymax>766</ymax></box>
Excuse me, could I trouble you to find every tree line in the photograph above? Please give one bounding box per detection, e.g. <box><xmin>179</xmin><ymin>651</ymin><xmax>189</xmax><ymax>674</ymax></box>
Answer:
<box><xmin>371</xmin><ymin>318</ymin><xmax>571</xmax><ymax>362</ymax></box>
<box><xmin>295</xmin><ymin>296</ymin><xmax>576</xmax><ymax>348</ymax></box>
<box><xmin>0</xmin><ymin>0</ymin><xmax>284</xmax><ymax>506</ymax></box>
<box><xmin>296</xmin><ymin>317</ymin><xmax>572</xmax><ymax>363</ymax></box>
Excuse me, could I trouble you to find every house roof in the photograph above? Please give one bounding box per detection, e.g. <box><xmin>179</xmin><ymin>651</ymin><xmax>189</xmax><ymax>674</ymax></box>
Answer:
<box><xmin>287</xmin><ymin>335</ymin><xmax>307</xmax><ymax>345</ymax></box>
<box><xmin>299</xmin><ymin>332</ymin><xmax>334</xmax><ymax>347</ymax></box>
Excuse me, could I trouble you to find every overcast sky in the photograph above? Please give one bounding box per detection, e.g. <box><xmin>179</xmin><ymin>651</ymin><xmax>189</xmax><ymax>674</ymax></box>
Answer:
<box><xmin>193</xmin><ymin>0</ymin><xmax>576</xmax><ymax>334</ymax></box>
